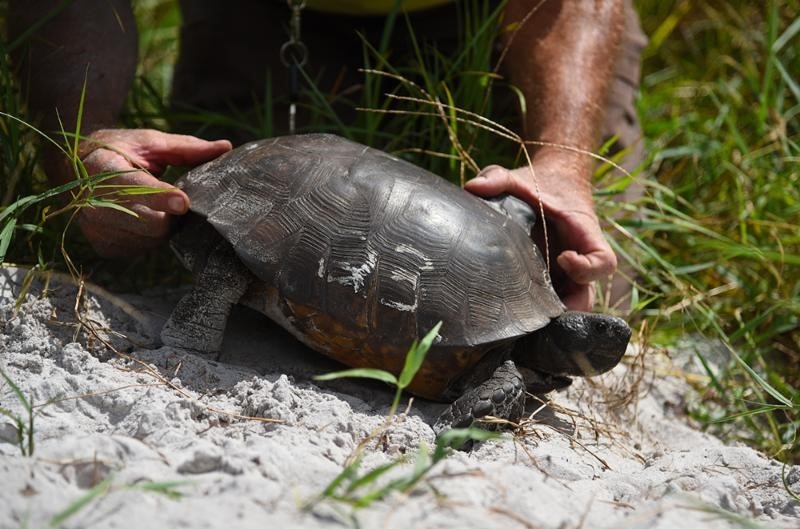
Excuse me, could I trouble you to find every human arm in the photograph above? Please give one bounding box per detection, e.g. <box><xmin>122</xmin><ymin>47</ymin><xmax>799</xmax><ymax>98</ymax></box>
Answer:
<box><xmin>465</xmin><ymin>0</ymin><xmax>624</xmax><ymax>310</ymax></box>
<box><xmin>9</xmin><ymin>0</ymin><xmax>231</xmax><ymax>257</ymax></box>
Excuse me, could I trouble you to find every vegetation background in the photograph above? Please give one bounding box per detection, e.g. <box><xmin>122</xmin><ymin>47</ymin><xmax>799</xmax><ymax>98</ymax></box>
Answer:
<box><xmin>0</xmin><ymin>0</ymin><xmax>798</xmax><ymax>462</ymax></box>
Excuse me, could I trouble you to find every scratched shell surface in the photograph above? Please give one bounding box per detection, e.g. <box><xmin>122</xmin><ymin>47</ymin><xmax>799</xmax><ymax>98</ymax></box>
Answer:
<box><xmin>177</xmin><ymin>134</ymin><xmax>564</xmax><ymax>384</ymax></box>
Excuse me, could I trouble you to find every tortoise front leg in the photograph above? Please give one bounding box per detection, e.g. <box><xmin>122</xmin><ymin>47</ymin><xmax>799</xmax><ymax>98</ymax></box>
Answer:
<box><xmin>433</xmin><ymin>360</ymin><xmax>525</xmax><ymax>435</ymax></box>
<box><xmin>161</xmin><ymin>240</ymin><xmax>251</xmax><ymax>355</ymax></box>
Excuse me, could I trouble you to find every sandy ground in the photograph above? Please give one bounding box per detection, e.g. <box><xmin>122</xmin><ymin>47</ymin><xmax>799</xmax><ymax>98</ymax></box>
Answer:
<box><xmin>0</xmin><ymin>265</ymin><xmax>798</xmax><ymax>529</ymax></box>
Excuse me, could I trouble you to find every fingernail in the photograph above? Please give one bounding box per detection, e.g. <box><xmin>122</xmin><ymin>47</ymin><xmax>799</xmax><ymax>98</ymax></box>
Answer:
<box><xmin>168</xmin><ymin>196</ymin><xmax>187</xmax><ymax>214</ymax></box>
<box><xmin>466</xmin><ymin>173</ymin><xmax>488</xmax><ymax>185</ymax></box>
<box><xmin>477</xmin><ymin>164</ymin><xmax>504</xmax><ymax>178</ymax></box>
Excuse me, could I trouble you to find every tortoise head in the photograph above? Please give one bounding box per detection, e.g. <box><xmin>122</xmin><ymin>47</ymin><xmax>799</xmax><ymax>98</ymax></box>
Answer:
<box><xmin>514</xmin><ymin>310</ymin><xmax>632</xmax><ymax>377</ymax></box>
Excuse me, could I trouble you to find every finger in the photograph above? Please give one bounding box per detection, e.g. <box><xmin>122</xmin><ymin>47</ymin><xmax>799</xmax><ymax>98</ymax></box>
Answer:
<box><xmin>103</xmin><ymin>170</ymin><xmax>189</xmax><ymax>215</ymax></box>
<box><xmin>83</xmin><ymin>149</ymin><xmax>190</xmax><ymax>214</ymax></box>
<box><xmin>560</xmin><ymin>283</ymin><xmax>595</xmax><ymax>311</ymax></box>
<box><xmin>466</xmin><ymin>165</ymin><xmax>547</xmax><ymax>212</ymax></box>
<box><xmin>135</xmin><ymin>130</ymin><xmax>232</xmax><ymax>168</ymax></box>
<box><xmin>86</xmin><ymin>129</ymin><xmax>232</xmax><ymax>174</ymax></box>
<box><xmin>80</xmin><ymin>201</ymin><xmax>172</xmax><ymax>240</ymax></box>
<box><xmin>465</xmin><ymin>165</ymin><xmax>519</xmax><ymax>196</ymax></box>
<box><xmin>122</xmin><ymin>179</ymin><xmax>189</xmax><ymax>215</ymax></box>
<box><xmin>122</xmin><ymin>203</ymin><xmax>174</xmax><ymax>237</ymax></box>
<box><xmin>557</xmin><ymin>250</ymin><xmax>617</xmax><ymax>285</ymax></box>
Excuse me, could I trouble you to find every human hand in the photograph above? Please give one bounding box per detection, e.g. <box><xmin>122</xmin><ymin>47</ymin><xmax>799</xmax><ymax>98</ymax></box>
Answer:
<box><xmin>74</xmin><ymin>129</ymin><xmax>232</xmax><ymax>257</ymax></box>
<box><xmin>464</xmin><ymin>151</ymin><xmax>616</xmax><ymax>311</ymax></box>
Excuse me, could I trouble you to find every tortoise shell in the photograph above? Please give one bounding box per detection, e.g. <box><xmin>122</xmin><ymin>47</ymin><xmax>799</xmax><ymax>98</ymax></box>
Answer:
<box><xmin>176</xmin><ymin>133</ymin><xmax>565</xmax><ymax>399</ymax></box>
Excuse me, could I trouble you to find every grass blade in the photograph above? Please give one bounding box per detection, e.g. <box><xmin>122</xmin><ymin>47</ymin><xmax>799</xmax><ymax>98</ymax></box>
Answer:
<box><xmin>314</xmin><ymin>368</ymin><xmax>398</xmax><ymax>386</ymax></box>
<box><xmin>397</xmin><ymin>321</ymin><xmax>442</xmax><ymax>389</ymax></box>
<box><xmin>434</xmin><ymin>427</ymin><xmax>500</xmax><ymax>457</ymax></box>
<box><xmin>49</xmin><ymin>475</ymin><xmax>114</xmax><ymax>528</ymax></box>
<box><xmin>772</xmin><ymin>15</ymin><xmax>800</xmax><ymax>53</ymax></box>
<box><xmin>0</xmin><ymin>217</ymin><xmax>17</xmax><ymax>263</ymax></box>
<box><xmin>343</xmin><ymin>460</ymin><xmax>402</xmax><ymax>496</ymax></box>
<box><xmin>320</xmin><ymin>458</ymin><xmax>362</xmax><ymax>499</ymax></box>
<box><xmin>83</xmin><ymin>198</ymin><xmax>139</xmax><ymax>217</ymax></box>
<box><xmin>0</xmin><ymin>367</ymin><xmax>32</xmax><ymax>415</ymax></box>
<box><xmin>130</xmin><ymin>480</ymin><xmax>190</xmax><ymax>500</ymax></box>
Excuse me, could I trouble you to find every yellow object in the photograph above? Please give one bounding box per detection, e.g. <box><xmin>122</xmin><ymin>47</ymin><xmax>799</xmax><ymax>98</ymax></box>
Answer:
<box><xmin>303</xmin><ymin>0</ymin><xmax>453</xmax><ymax>15</ymax></box>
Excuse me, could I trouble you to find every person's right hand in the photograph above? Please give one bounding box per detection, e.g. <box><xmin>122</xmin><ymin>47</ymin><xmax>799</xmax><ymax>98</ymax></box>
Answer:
<box><xmin>73</xmin><ymin>129</ymin><xmax>232</xmax><ymax>257</ymax></box>
<box><xmin>465</xmin><ymin>150</ymin><xmax>617</xmax><ymax>311</ymax></box>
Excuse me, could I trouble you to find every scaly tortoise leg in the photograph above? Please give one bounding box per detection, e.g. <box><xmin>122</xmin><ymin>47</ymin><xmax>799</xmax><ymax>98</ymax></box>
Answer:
<box><xmin>433</xmin><ymin>360</ymin><xmax>525</xmax><ymax>435</ymax></box>
<box><xmin>161</xmin><ymin>240</ymin><xmax>251</xmax><ymax>354</ymax></box>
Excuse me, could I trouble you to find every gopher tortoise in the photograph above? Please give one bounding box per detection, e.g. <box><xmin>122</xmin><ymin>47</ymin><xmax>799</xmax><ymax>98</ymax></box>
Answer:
<box><xmin>161</xmin><ymin>133</ymin><xmax>631</xmax><ymax>432</ymax></box>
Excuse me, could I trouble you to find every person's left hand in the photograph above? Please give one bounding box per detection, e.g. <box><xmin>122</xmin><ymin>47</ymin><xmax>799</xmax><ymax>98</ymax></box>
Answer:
<box><xmin>464</xmin><ymin>150</ymin><xmax>617</xmax><ymax>311</ymax></box>
<box><xmin>75</xmin><ymin>129</ymin><xmax>233</xmax><ymax>257</ymax></box>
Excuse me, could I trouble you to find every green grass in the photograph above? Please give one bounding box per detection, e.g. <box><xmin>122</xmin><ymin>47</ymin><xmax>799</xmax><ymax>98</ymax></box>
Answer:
<box><xmin>315</xmin><ymin>321</ymin><xmax>443</xmax><ymax>418</ymax></box>
<box><xmin>0</xmin><ymin>366</ymin><xmax>35</xmax><ymax>456</ymax></box>
<box><xmin>0</xmin><ymin>0</ymin><xmax>798</xmax><ymax>462</ymax></box>
<box><xmin>632</xmin><ymin>0</ymin><xmax>799</xmax><ymax>461</ymax></box>
<box><xmin>309</xmin><ymin>322</ymin><xmax>499</xmax><ymax>521</ymax></box>
<box><xmin>307</xmin><ymin>426</ymin><xmax>498</xmax><ymax>524</ymax></box>
<box><xmin>47</xmin><ymin>474</ymin><xmax>188</xmax><ymax>528</ymax></box>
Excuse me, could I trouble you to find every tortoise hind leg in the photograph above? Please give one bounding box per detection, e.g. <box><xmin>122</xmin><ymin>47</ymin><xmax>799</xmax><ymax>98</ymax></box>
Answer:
<box><xmin>433</xmin><ymin>360</ymin><xmax>525</xmax><ymax>436</ymax></box>
<box><xmin>161</xmin><ymin>239</ymin><xmax>251</xmax><ymax>354</ymax></box>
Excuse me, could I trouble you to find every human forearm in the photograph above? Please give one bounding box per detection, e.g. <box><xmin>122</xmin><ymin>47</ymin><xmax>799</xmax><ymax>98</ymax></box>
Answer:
<box><xmin>466</xmin><ymin>1</ymin><xmax>625</xmax><ymax>309</ymax></box>
<box><xmin>9</xmin><ymin>0</ymin><xmax>138</xmax><ymax>182</ymax></box>
<box><xmin>501</xmin><ymin>0</ymin><xmax>624</xmax><ymax>171</ymax></box>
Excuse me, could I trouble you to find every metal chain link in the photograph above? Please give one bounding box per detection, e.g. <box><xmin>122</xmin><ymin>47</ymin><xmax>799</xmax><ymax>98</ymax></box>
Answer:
<box><xmin>280</xmin><ymin>0</ymin><xmax>308</xmax><ymax>134</ymax></box>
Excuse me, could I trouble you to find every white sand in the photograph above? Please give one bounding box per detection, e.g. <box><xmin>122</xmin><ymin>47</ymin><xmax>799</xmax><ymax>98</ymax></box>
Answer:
<box><xmin>1</xmin><ymin>266</ymin><xmax>797</xmax><ymax>529</ymax></box>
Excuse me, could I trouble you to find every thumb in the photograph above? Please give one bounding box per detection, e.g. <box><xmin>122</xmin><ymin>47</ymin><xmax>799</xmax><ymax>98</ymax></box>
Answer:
<box><xmin>464</xmin><ymin>165</ymin><xmax>517</xmax><ymax>196</ymax></box>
